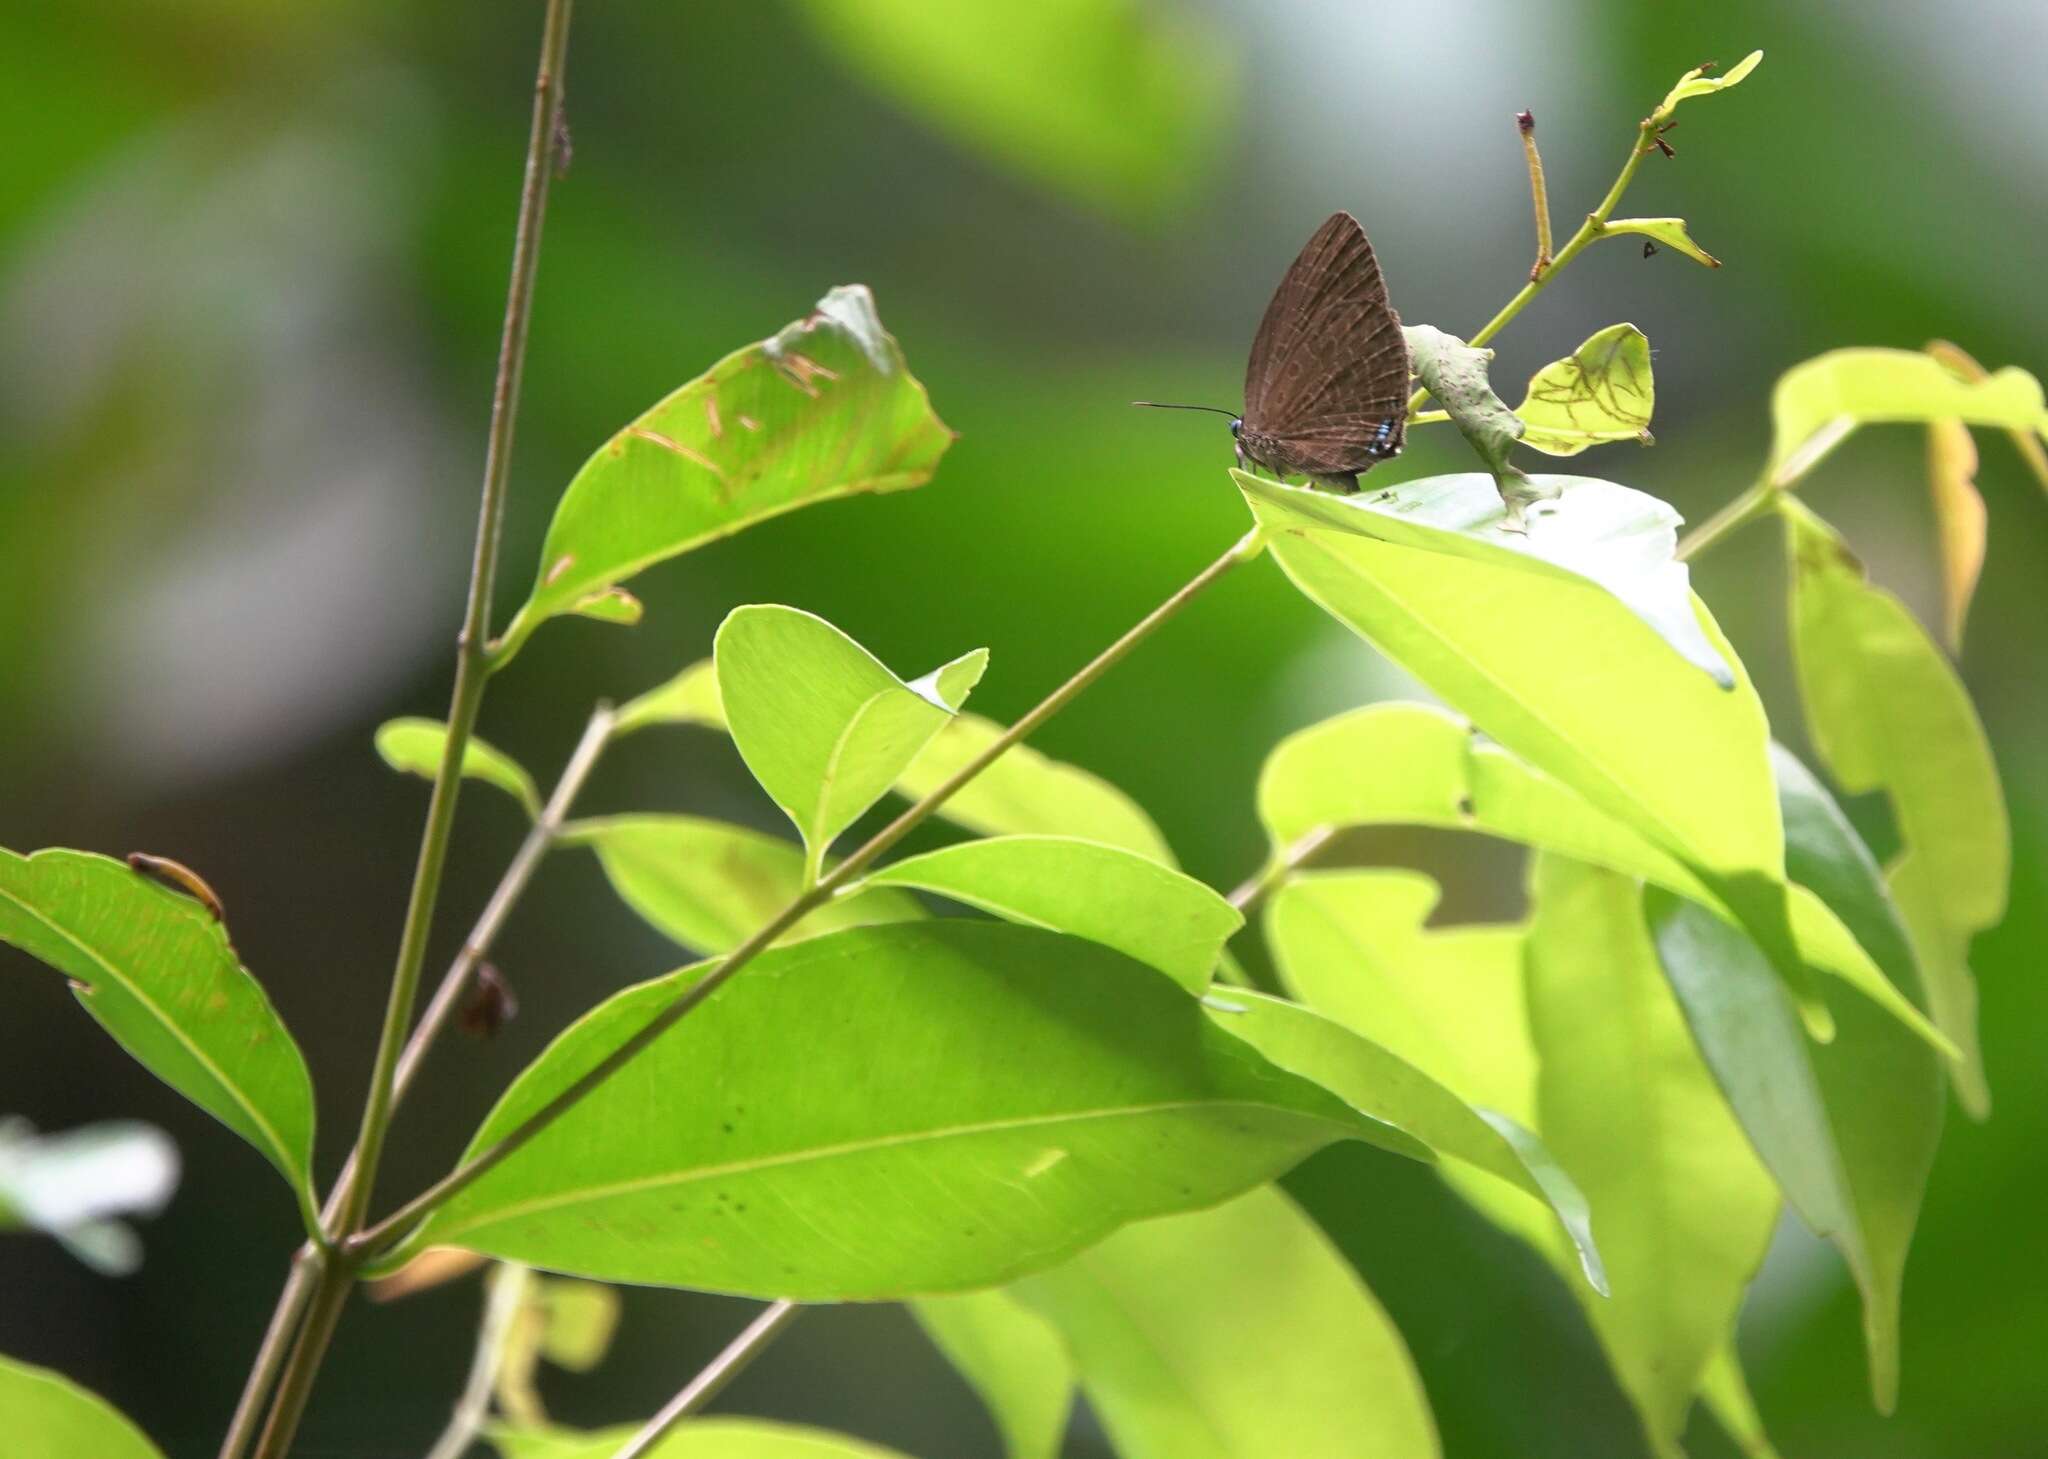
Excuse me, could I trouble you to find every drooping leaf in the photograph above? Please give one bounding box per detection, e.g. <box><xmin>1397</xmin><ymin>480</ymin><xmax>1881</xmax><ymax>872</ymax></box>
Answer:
<box><xmin>1014</xmin><ymin>1186</ymin><xmax>1439</xmax><ymax>1459</ymax></box>
<box><xmin>1206</xmin><ymin>988</ymin><xmax>1604</xmax><ymax>1290</ymax></box>
<box><xmin>1654</xmin><ymin>51</ymin><xmax>1763</xmax><ymax>117</ymax></box>
<box><xmin>560</xmin><ymin>815</ymin><xmax>921</xmax><ymax>956</ymax></box>
<box><xmin>1526</xmin><ymin>856</ymin><xmax>1778</xmax><ymax>1455</ymax></box>
<box><xmin>716</xmin><ymin>605</ymin><xmax>986</xmax><ymax>880</ymax></box>
<box><xmin>0</xmin><ymin>1354</ymin><xmax>168</xmax><ymax>1459</ymax></box>
<box><xmin>1925</xmin><ymin>338</ymin><xmax>2048</xmax><ymax>493</ymax></box>
<box><xmin>614</xmin><ymin>659</ymin><xmax>1174</xmax><ymax>864</ymax></box>
<box><xmin>375</xmin><ymin>718</ymin><xmax>542</xmax><ymax>820</ymax></box>
<box><xmin>0</xmin><ymin>849</ymin><xmax>317</xmax><ymax>1222</ymax></box>
<box><xmin>1603</xmin><ymin>218</ymin><xmax>1720</xmax><ymax>268</ymax></box>
<box><xmin>494</xmin><ymin>287</ymin><xmax>954</xmax><ymax>665</ymax></box>
<box><xmin>0</xmin><ymin>1118</ymin><xmax>179</xmax><ymax>1276</ymax></box>
<box><xmin>1253</xmin><ymin>704</ymin><xmax>1948</xmax><ymax>1051</ymax></box>
<box><xmin>864</xmin><ymin>836</ymin><xmax>1237</xmax><ymax>992</ymax></box>
<box><xmin>1768</xmin><ymin>745</ymin><xmax>1943</xmax><ymax>1412</ymax></box>
<box><xmin>1403</xmin><ymin>326</ymin><xmax>1552</xmax><ymax>525</ymax></box>
<box><xmin>1516</xmin><ymin>323</ymin><xmax>1655</xmax><ymax>455</ymax></box>
<box><xmin>1785</xmin><ymin>496</ymin><xmax>2005</xmax><ymax>1111</ymax></box>
<box><xmin>487</xmin><ymin>1418</ymin><xmax>915</xmax><ymax>1459</ymax></box>
<box><xmin>911</xmin><ymin>1290</ymin><xmax>1072</xmax><ymax>1459</ymax></box>
<box><xmin>1924</xmin><ymin>417</ymin><xmax>1986</xmax><ymax>650</ymax></box>
<box><xmin>1697</xmin><ymin>1344</ymin><xmax>1785</xmax><ymax>1459</ymax></box>
<box><xmin>1767</xmin><ymin>347</ymin><xmax>2048</xmax><ymax>486</ymax></box>
<box><xmin>405</xmin><ymin>922</ymin><xmax>1404</xmax><ymax>1298</ymax></box>
<box><xmin>794</xmin><ymin>0</ymin><xmax>1232</xmax><ymax>224</ymax></box>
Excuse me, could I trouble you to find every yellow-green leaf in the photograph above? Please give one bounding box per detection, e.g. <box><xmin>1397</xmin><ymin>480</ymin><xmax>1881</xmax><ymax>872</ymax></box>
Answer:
<box><xmin>1655</xmin><ymin>51</ymin><xmax>1763</xmax><ymax>119</ymax></box>
<box><xmin>0</xmin><ymin>1355</ymin><xmax>167</xmax><ymax>1459</ymax></box>
<box><xmin>911</xmin><ymin>1291</ymin><xmax>1071</xmax><ymax>1459</ymax></box>
<box><xmin>1925</xmin><ymin>417</ymin><xmax>1987</xmax><ymax>651</ymax></box>
<box><xmin>1768</xmin><ymin>348</ymin><xmax>2048</xmax><ymax>486</ymax></box>
<box><xmin>1516</xmin><ymin>323</ymin><xmax>1655</xmax><ymax>456</ymax></box>
<box><xmin>375</xmin><ymin>718</ymin><xmax>541</xmax><ymax>820</ymax></box>
<box><xmin>494</xmin><ymin>287</ymin><xmax>954</xmax><ymax>665</ymax></box>
<box><xmin>1604</xmin><ymin>218</ymin><xmax>1721</xmax><ymax>268</ymax></box>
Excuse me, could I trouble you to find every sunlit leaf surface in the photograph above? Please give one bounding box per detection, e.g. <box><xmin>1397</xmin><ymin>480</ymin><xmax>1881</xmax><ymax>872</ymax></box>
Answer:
<box><xmin>1015</xmin><ymin>1187</ymin><xmax>1439</xmax><ymax>1459</ymax></box>
<box><xmin>911</xmin><ymin>1290</ymin><xmax>1072</xmax><ymax>1459</ymax></box>
<box><xmin>1604</xmin><ymin>217</ymin><xmax>1721</xmax><ymax>268</ymax></box>
<box><xmin>409</xmin><ymin>922</ymin><xmax>1396</xmax><ymax>1297</ymax></box>
<box><xmin>375</xmin><ymin>717</ymin><xmax>541</xmax><ymax>819</ymax></box>
<box><xmin>717</xmin><ymin>605</ymin><xmax>984</xmax><ymax>878</ymax></box>
<box><xmin>1768</xmin><ymin>348</ymin><xmax>2048</xmax><ymax>486</ymax></box>
<box><xmin>1516</xmin><ymin>323</ymin><xmax>1655</xmax><ymax>455</ymax></box>
<box><xmin>562</xmin><ymin>815</ymin><xmax>921</xmax><ymax>955</ymax></box>
<box><xmin>866</xmin><ymin>836</ymin><xmax>1237</xmax><ymax>992</ymax></box>
<box><xmin>495</xmin><ymin>286</ymin><xmax>954</xmax><ymax>663</ymax></box>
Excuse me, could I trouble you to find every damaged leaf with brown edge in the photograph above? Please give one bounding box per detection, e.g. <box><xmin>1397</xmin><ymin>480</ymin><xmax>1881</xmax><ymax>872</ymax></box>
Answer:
<box><xmin>1517</xmin><ymin>324</ymin><xmax>1655</xmax><ymax>456</ymax></box>
<box><xmin>491</xmin><ymin>286</ymin><xmax>955</xmax><ymax>666</ymax></box>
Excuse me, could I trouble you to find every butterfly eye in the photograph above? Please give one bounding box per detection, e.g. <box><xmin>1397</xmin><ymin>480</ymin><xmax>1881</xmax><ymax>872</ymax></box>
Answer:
<box><xmin>1230</xmin><ymin>418</ymin><xmax>1243</xmax><ymax>437</ymax></box>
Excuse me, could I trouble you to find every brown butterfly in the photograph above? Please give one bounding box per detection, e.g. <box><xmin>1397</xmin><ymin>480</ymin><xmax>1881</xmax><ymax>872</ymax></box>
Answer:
<box><xmin>1137</xmin><ymin>211</ymin><xmax>1409</xmax><ymax>494</ymax></box>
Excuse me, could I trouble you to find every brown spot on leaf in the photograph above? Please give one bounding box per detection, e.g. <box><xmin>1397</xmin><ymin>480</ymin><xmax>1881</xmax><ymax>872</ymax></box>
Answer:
<box><xmin>737</xmin><ymin>413</ymin><xmax>761</xmax><ymax>432</ymax></box>
<box><xmin>772</xmin><ymin>352</ymin><xmax>839</xmax><ymax>398</ymax></box>
<box><xmin>627</xmin><ymin>426</ymin><xmax>727</xmax><ymax>483</ymax></box>
<box><xmin>704</xmin><ymin>398</ymin><xmax>724</xmax><ymax>438</ymax></box>
<box><xmin>544</xmin><ymin>554</ymin><xmax>576</xmax><ymax>586</ymax></box>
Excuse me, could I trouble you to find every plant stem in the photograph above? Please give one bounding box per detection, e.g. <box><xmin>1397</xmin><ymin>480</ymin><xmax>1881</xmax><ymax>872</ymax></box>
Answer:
<box><xmin>1518</xmin><ymin>111</ymin><xmax>1553</xmax><ymax>281</ymax></box>
<box><xmin>611</xmin><ymin>1301</ymin><xmax>802</xmax><ymax>1459</ymax></box>
<box><xmin>214</xmin><ymin>1247</ymin><xmax>319</xmax><ymax>1459</ymax></box>
<box><xmin>351</xmin><ymin>528</ymin><xmax>1268</xmax><ymax>1258</ymax></box>
<box><xmin>1676</xmin><ymin>476</ymin><xmax>1777</xmax><ymax>561</ymax></box>
<box><xmin>1226</xmin><ymin>826</ymin><xmax>1336</xmax><ymax>917</ymax></box>
<box><xmin>1408</xmin><ymin>109</ymin><xmax>1665</xmax><ymax>414</ymax></box>
<box><xmin>226</xmin><ymin>6</ymin><xmax>575</xmax><ymax>1456</ymax></box>
<box><xmin>424</xmin><ymin>1263</ymin><xmax>535</xmax><ymax>1459</ymax></box>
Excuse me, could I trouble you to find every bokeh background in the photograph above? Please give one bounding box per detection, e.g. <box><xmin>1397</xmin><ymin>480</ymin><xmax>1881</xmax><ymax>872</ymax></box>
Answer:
<box><xmin>3</xmin><ymin>2</ymin><xmax>2045</xmax><ymax>1456</ymax></box>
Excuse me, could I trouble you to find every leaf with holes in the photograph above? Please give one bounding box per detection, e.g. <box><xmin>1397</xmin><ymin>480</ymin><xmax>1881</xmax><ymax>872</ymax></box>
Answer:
<box><xmin>493</xmin><ymin>286</ymin><xmax>954</xmax><ymax>664</ymax></box>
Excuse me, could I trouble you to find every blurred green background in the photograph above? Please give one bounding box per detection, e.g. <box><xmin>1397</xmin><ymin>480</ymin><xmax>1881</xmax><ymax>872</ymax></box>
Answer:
<box><xmin>3</xmin><ymin>2</ymin><xmax>2044</xmax><ymax>1456</ymax></box>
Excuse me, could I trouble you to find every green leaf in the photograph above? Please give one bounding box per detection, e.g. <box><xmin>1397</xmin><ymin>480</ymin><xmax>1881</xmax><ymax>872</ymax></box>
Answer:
<box><xmin>1785</xmin><ymin>496</ymin><xmax>2005</xmax><ymax>1112</ymax></box>
<box><xmin>0</xmin><ymin>1118</ymin><xmax>178</xmax><ymax>1276</ymax></box>
<box><xmin>495</xmin><ymin>286</ymin><xmax>955</xmax><ymax>664</ymax></box>
<box><xmin>1603</xmin><ymin>218</ymin><xmax>1721</xmax><ymax>268</ymax></box>
<box><xmin>1698</xmin><ymin>1344</ymin><xmax>1785</xmax><ymax>1459</ymax></box>
<box><xmin>0</xmin><ymin>849</ymin><xmax>317</xmax><ymax>1223</ymax></box>
<box><xmin>1649</xmin><ymin>844</ymin><xmax>1938</xmax><ymax>1415</ymax></box>
<box><xmin>1516</xmin><ymin>323</ymin><xmax>1655</xmax><ymax>456</ymax></box>
<box><xmin>1253</xmin><ymin>704</ymin><xmax>1949</xmax><ymax>1054</ymax></box>
<box><xmin>1768</xmin><ymin>347</ymin><xmax>2048</xmax><ymax>486</ymax></box>
<box><xmin>717</xmin><ymin>605</ymin><xmax>986</xmax><ymax>880</ymax></box>
<box><xmin>1526</xmin><ymin>856</ymin><xmax>1778</xmax><ymax>1456</ymax></box>
<box><xmin>0</xmin><ymin>1354</ymin><xmax>168</xmax><ymax>1459</ymax></box>
<box><xmin>1654</xmin><ymin>50</ymin><xmax>1763</xmax><ymax>118</ymax></box>
<box><xmin>1014</xmin><ymin>1186</ymin><xmax>1438</xmax><ymax>1459</ymax></box>
<box><xmin>374</xmin><ymin>718</ymin><xmax>542</xmax><ymax>820</ymax></box>
<box><xmin>793</xmin><ymin>0</ymin><xmax>1232</xmax><ymax>224</ymax></box>
<box><xmin>409</xmin><ymin>922</ymin><xmax>1399</xmax><ymax>1298</ymax></box>
<box><xmin>615</xmin><ymin>658</ymin><xmax>1175</xmax><ymax>864</ymax></box>
<box><xmin>911</xmin><ymin>1290</ymin><xmax>1072</xmax><ymax>1459</ymax></box>
<box><xmin>616</xmin><ymin>660</ymin><xmax>724</xmax><ymax>737</ymax></box>
<box><xmin>561</xmin><ymin>815</ymin><xmax>921</xmax><ymax>955</ymax></box>
<box><xmin>487</xmin><ymin>1418</ymin><xmax>915</xmax><ymax>1459</ymax></box>
<box><xmin>1403</xmin><ymin>326</ymin><xmax>1552</xmax><ymax>525</ymax></box>
<box><xmin>892</xmin><ymin>713</ymin><xmax>1177</xmax><ymax>864</ymax></box>
<box><xmin>1207</xmin><ymin>987</ymin><xmax>1604</xmax><ymax>1290</ymax></box>
<box><xmin>568</xmin><ymin>585</ymin><xmax>644</xmax><ymax>626</ymax></box>
<box><xmin>865</xmin><ymin>836</ymin><xmax>1238</xmax><ymax>992</ymax></box>
<box><xmin>535</xmin><ymin>1277</ymin><xmax>620</xmax><ymax>1371</ymax></box>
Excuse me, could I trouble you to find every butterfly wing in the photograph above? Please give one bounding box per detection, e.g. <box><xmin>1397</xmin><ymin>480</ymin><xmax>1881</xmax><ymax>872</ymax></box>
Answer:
<box><xmin>1242</xmin><ymin>212</ymin><xmax>1409</xmax><ymax>477</ymax></box>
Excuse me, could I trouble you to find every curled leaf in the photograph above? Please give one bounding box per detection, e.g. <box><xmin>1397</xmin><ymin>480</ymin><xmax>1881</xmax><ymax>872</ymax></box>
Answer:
<box><xmin>1604</xmin><ymin>217</ymin><xmax>1721</xmax><ymax>268</ymax></box>
<box><xmin>1655</xmin><ymin>51</ymin><xmax>1763</xmax><ymax>119</ymax></box>
<box><xmin>375</xmin><ymin>719</ymin><xmax>542</xmax><ymax>820</ymax></box>
<box><xmin>1516</xmin><ymin>323</ymin><xmax>1655</xmax><ymax>456</ymax></box>
<box><xmin>1404</xmin><ymin>325</ymin><xmax>1552</xmax><ymax>527</ymax></box>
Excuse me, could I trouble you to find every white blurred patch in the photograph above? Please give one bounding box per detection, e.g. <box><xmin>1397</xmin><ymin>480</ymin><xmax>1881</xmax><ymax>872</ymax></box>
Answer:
<box><xmin>0</xmin><ymin>68</ymin><xmax>460</xmax><ymax>786</ymax></box>
<box><xmin>0</xmin><ymin>1117</ymin><xmax>180</xmax><ymax>1275</ymax></box>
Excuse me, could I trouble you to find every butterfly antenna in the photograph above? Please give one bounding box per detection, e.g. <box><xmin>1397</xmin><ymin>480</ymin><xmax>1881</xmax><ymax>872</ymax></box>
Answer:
<box><xmin>1131</xmin><ymin>401</ymin><xmax>1238</xmax><ymax>416</ymax></box>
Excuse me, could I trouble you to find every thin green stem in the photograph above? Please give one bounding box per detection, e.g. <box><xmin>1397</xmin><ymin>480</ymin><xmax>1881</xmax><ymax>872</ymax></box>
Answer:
<box><xmin>1408</xmin><ymin>111</ymin><xmax>1665</xmax><ymax>414</ymax></box>
<box><xmin>1676</xmin><ymin>475</ymin><xmax>1778</xmax><ymax>561</ymax></box>
<box><xmin>214</xmin><ymin>1248</ymin><xmax>318</xmax><ymax>1459</ymax></box>
<box><xmin>611</xmin><ymin>1301</ymin><xmax>802</xmax><ymax>1459</ymax></box>
<box><xmin>351</xmin><ymin>528</ymin><xmax>1268</xmax><ymax>1259</ymax></box>
<box><xmin>1226</xmin><ymin>826</ymin><xmax>1336</xmax><ymax>919</ymax></box>
<box><xmin>227</xmin><ymin>6</ymin><xmax>575</xmax><ymax>1456</ymax></box>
